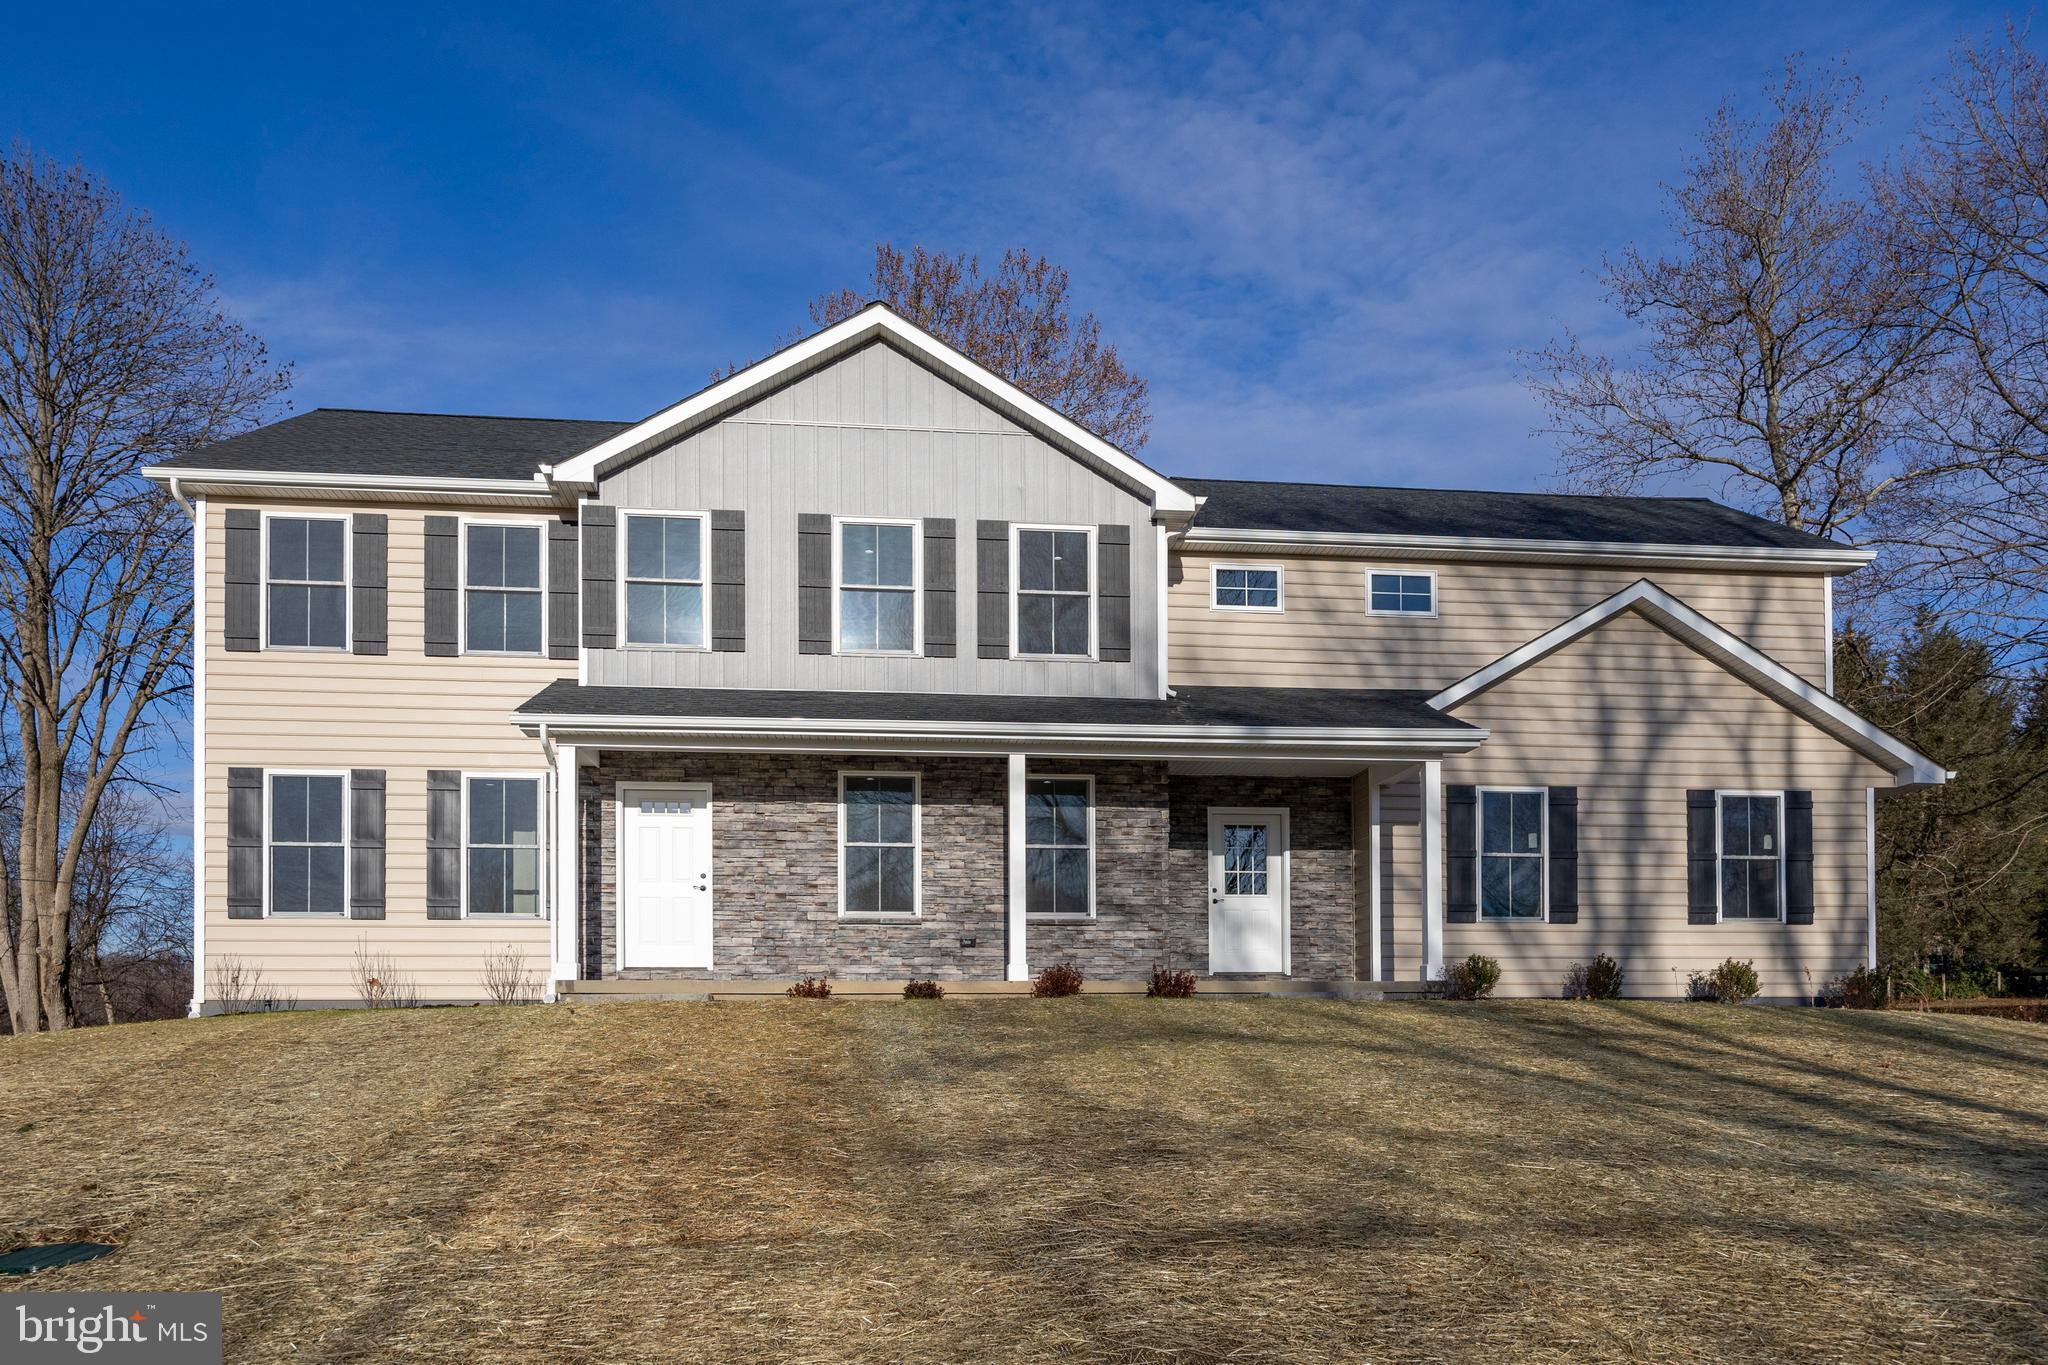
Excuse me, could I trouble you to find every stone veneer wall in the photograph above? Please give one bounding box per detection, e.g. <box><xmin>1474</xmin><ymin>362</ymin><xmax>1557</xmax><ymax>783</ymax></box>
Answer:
<box><xmin>1165</xmin><ymin>774</ymin><xmax>1357</xmax><ymax>981</ymax></box>
<box><xmin>578</xmin><ymin>753</ymin><xmax>1354</xmax><ymax>982</ymax></box>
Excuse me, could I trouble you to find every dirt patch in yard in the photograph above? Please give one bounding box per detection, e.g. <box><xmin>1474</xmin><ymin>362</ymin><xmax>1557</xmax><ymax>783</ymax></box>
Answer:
<box><xmin>2</xmin><ymin>1000</ymin><xmax>2044</xmax><ymax>1362</ymax></box>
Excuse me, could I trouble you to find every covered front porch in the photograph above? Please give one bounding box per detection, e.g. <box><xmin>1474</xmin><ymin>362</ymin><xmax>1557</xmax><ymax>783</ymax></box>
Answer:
<box><xmin>514</xmin><ymin>683</ymin><xmax>1480</xmax><ymax>994</ymax></box>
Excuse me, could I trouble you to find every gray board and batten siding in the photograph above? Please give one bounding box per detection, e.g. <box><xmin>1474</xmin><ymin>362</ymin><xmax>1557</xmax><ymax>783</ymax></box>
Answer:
<box><xmin>588</xmin><ymin>340</ymin><xmax>1162</xmax><ymax>698</ymax></box>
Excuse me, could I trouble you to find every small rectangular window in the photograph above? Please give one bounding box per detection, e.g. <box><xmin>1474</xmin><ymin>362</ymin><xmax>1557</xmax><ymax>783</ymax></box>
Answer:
<box><xmin>837</xmin><ymin>520</ymin><xmax>918</xmax><ymax>653</ymax></box>
<box><xmin>841</xmin><ymin>774</ymin><xmax>919</xmax><ymax>916</ymax></box>
<box><xmin>466</xmin><ymin>777</ymin><xmax>542</xmax><ymax>916</ymax></box>
<box><xmin>265</xmin><ymin>517</ymin><xmax>347</xmax><ymax>649</ymax></box>
<box><xmin>1368</xmin><ymin>570</ymin><xmax>1435</xmax><ymax>616</ymax></box>
<box><xmin>1222</xmin><ymin>823</ymin><xmax>1270</xmax><ymax>895</ymax></box>
<box><xmin>1213</xmin><ymin>565</ymin><xmax>1282</xmax><ymax>611</ymax></box>
<box><xmin>268</xmin><ymin>773</ymin><xmax>345</xmax><ymax>914</ymax></box>
<box><xmin>622</xmin><ymin>513</ymin><xmax>706</xmax><ymax>648</ymax></box>
<box><xmin>1479</xmin><ymin>789</ymin><xmax>1545</xmax><ymax>920</ymax></box>
<box><xmin>1719</xmin><ymin>793</ymin><xmax>1783</xmax><ymax>921</ymax></box>
<box><xmin>1015</xmin><ymin>527</ymin><xmax>1092</xmax><ymax>657</ymax></box>
<box><xmin>465</xmin><ymin>524</ymin><xmax>544</xmax><ymax>653</ymax></box>
<box><xmin>1026</xmin><ymin>777</ymin><xmax>1093</xmax><ymax>917</ymax></box>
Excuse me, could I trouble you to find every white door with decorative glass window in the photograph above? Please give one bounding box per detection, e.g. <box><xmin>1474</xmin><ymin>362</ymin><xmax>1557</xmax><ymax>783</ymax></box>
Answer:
<box><xmin>617</xmin><ymin>783</ymin><xmax>713</xmax><ymax>969</ymax></box>
<box><xmin>1207</xmin><ymin>808</ymin><xmax>1289</xmax><ymax>974</ymax></box>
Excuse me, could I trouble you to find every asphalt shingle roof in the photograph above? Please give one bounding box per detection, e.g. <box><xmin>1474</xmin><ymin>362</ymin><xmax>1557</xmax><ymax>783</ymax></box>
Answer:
<box><xmin>153</xmin><ymin>408</ymin><xmax>1850</xmax><ymax>555</ymax></box>
<box><xmin>515</xmin><ymin>681</ymin><xmax>1474</xmax><ymax>732</ymax></box>
<box><xmin>1177</xmin><ymin>477</ymin><xmax>1842</xmax><ymax>552</ymax></box>
<box><xmin>152</xmin><ymin>408</ymin><xmax>631</xmax><ymax>481</ymax></box>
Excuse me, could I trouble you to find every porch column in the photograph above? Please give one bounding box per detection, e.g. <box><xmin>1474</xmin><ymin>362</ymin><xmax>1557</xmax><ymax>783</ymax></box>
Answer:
<box><xmin>1421</xmin><ymin>758</ymin><xmax>1444</xmax><ymax>982</ymax></box>
<box><xmin>1006</xmin><ymin>751</ymin><xmax>1029</xmax><ymax>981</ymax></box>
<box><xmin>1367</xmin><ymin>769</ymin><xmax>1384</xmax><ymax>982</ymax></box>
<box><xmin>551</xmin><ymin>743</ymin><xmax>580</xmax><ymax>993</ymax></box>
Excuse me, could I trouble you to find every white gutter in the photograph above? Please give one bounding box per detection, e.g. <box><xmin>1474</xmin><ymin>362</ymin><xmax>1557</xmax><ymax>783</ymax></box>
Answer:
<box><xmin>141</xmin><ymin>466</ymin><xmax>565</xmax><ymax>500</ymax></box>
<box><xmin>515</xmin><ymin>713</ymin><xmax>1484</xmax><ymax>746</ymax></box>
<box><xmin>1182</xmin><ymin>525</ymin><xmax>1874</xmax><ymax>572</ymax></box>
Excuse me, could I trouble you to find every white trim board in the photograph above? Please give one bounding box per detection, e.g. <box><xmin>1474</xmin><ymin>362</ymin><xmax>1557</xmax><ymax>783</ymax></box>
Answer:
<box><xmin>544</xmin><ymin>303</ymin><xmax>1199</xmax><ymax>516</ymax></box>
<box><xmin>1427</xmin><ymin>578</ymin><xmax>1949</xmax><ymax>788</ymax></box>
<box><xmin>1182</xmin><ymin>526</ymin><xmax>1874</xmax><ymax>572</ymax></box>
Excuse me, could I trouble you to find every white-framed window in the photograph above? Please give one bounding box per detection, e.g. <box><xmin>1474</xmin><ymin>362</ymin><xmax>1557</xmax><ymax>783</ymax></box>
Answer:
<box><xmin>263</xmin><ymin>514</ymin><xmax>349</xmax><ymax>650</ymax></box>
<box><xmin>462</xmin><ymin>520</ymin><xmax>545</xmax><ymax>655</ymax></box>
<box><xmin>620</xmin><ymin>511</ymin><xmax>708</xmax><ymax>649</ymax></box>
<box><xmin>1717</xmin><ymin>791</ymin><xmax>1785</xmax><ymax>922</ymax></box>
<box><xmin>839</xmin><ymin>772</ymin><xmax>920</xmax><ymax>917</ymax></box>
<box><xmin>265</xmin><ymin>771</ymin><xmax>348</xmax><ymax>915</ymax></box>
<box><xmin>1366</xmin><ymin>568</ymin><xmax>1436</xmax><ymax>616</ymax></box>
<box><xmin>1478</xmin><ymin>787</ymin><xmax>1546</xmax><ymax>920</ymax></box>
<box><xmin>1025</xmin><ymin>775</ymin><xmax>1094</xmax><ymax>918</ymax></box>
<box><xmin>1211</xmin><ymin>562</ymin><xmax>1283</xmax><ymax>612</ymax></box>
<box><xmin>1012</xmin><ymin>524</ymin><xmax>1094</xmax><ymax>658</ymax></box>
<box><xmin>463</xmin><ymin>773</ymin><xmax>544</xmax><ymax>917</ymax></box>
<box><xmin>834</xmin><ymin>517</ymin><xmax>920</xmax><ymax>654</ymax></box>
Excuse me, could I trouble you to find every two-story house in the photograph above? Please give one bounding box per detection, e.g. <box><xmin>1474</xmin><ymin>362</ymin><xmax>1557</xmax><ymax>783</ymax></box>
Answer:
<box><xmin>144</xmin><ymin>303</ymin><xmax>1947</xmax><ymax>1007</ymax></box>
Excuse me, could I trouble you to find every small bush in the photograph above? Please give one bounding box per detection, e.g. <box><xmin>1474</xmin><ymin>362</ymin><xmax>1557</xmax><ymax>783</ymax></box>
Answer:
<box><xmin>481</xmin><ymin>944</ymin><xmax>541</xmax><ymax>1005</ymax></box>
<box><xmin>353</xmin><ymin>940</ymin><xmax>419</xmax><ymax>1009</ymax></box>
<box><xmin>1690</xmin><ymin>958</ymin><xmax>1760</xmax><ymax>1004</ymax></box>
<box><xmin>1563</xmin><ymin>953</ymin><xmax>1624</xmax><ymax>1000</ymax></box>
<box><xmin>1828</xmin><ymin>966</ymin><xmax>1889</xmax><ymax>1010</ymax></box>
<box><xmin>903</xmin><ymin>979</ymin><xmax>945</xmax><ymax>1000</ymax></box>
<box><xmin>1032</xmin><ymin>961</ymin><xmax>1085</xmax><ymax>998</ymax></box>
<box><xmin>786</xmin><ymin>976</ymin><xmax>832</xmax><ymax>1000</ymax></box>
<box><xmin>1442</xmin><ymin>954</ymin><xmax>1502</xmax><ymax>1001</ymax></box>
<box><xmin>1147</xmin><ymin>965</ymin><xmax>1197</xmax><ymax>999</ymax></box>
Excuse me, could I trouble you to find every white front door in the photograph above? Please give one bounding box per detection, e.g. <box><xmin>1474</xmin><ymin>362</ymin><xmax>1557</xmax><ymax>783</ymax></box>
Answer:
<box><xmin>618</xmin><ymin>783</ymin><xmax>713</xmax><ymax>969</ymax></box>
<box><xmin>1207</xmin><ymin>808</ymin><xmax>1289</xmax><ymax>975</ymax></box>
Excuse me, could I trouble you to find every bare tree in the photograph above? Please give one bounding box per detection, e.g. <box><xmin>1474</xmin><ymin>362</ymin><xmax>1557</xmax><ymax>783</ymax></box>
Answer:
<box><xmin>66</xmin><ymin>787</ymin><xmax>191</xmax><ymax>1025</ymax></box>
<box><xmin>1525</xmin><ymin>63</ymin><xmax>1955</xmax><ymax>544</ymax></box>
<box><xmin>1877</xmin><ymin>28</ymin><xmax>2048</xmax><ymax>661</ymax></box>
<box><xmin>0</xmin><ymin>147</ymin><xmax>288</xmax><ymax>1031</ymax></box>
<box><xmin>725</xmin><ymin>245</ymin><xmax>1152</xmax><ymax>451</ymax></box>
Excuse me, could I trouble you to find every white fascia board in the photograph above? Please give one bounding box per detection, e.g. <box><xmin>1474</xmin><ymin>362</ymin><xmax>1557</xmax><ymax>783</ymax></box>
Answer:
<box><xmin>1428</xmin><ymin>578</ymin><xmax>1948</xmax><ymax>788</ymax></box>
<box><xmin>1182</xmin><ymin>526</ymin><xmax>1874</xmax><ymax>573</ymax></box>
<box><xmin>141</xmin><ymin>466</ymin><xmax>565</xmax><ymax>502</ymax></box>
<box><xmin>545</xmin><ymin>304</ymin><xmax>1199</xmax><ymax>516</ymax></box>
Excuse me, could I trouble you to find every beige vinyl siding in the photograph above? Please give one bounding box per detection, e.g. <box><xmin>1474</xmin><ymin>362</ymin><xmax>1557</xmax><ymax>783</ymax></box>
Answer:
<box><xmin>202</xmin><ymin>499</ymin><xmax>571</xmax><ymax>1005</ymax></box>
<box><xmin>1426</xmin><ymin>609</ymin><xmax>1887</xmax><ymax>999</ymax></box>
<box><xmin>1374</xmin><ymin>774</ymin><xmax>1423</xmax><ymax>981</ymax></box>
<box><xmin>1170</xmin><ymin>555</ymin><xmax>1833</xmax><ymax>692</ymax></box>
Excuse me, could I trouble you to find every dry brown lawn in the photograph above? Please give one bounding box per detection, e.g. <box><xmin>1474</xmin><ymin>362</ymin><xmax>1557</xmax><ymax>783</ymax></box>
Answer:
<box><xmin>2</xmin><ymin>999</ymin><xmax>2045</xmax><ymax>1363</ymax></box>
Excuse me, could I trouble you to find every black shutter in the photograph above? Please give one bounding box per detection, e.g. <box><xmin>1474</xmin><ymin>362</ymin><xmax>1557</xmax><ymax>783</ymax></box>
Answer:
<box><xmin>580</xmin><ymin>505</ymin><xmax>616</xmax><ymax>649</ymax></box>
<box><xmin>227</xmin><ymin>767</ymin><xmax>264</xmax><ymax>917</ymax></box>
<box><xmin>224</xmin><ymin>509</ymin><xmax>261</xmax><ymax>651</ymax></box>
<box><xmin>976</xmin><ymin>520</ymin><xmax>1009</xmax><ymax>659</ymax></box>
<box><xmin>1547</xmin><ymin>787</ymin><xmax>1578</xmax><ymax>924</ymax></box>
<box><xmin>711</xmin><ymin>510</ymin><xmax>746</xmax><ymax>652</ymax></box>
<box><xmin>924</xmin><ymin>518</ymin><xmax>956</xmax><ymax>658</ymax></box>
<box><xmin>423</xmin><ymin>515</ymin><xmax>459</xmax><ymax>657</ymax></box>
<box><xmin>1446</xmin><ymin>784</ymin><xmax>1477</xmax><ymax>923</ymax></box>
<box><xmin>547</xmin><ymin>519</ymin><xmax>579</xmax><ymax>660</ymax></box>
<box><xmin>797</xmin><ymin>513</ymin><xmax>831</xmax><ymax>654</ymax></box>
<box><xmin>1098</xmin><ymin>524</ymin><xmax>1132</xmax><ymax>662</ymax></box>
<box><xmin>350</xmin><ymin>514</ymin><xmax>387</xmax><ymax>655</ymax></box>
<box><xmin>1687</xmin><ymin>790</ymin><xmax>1719</xmax><ymax>924</ymax></box>
<box><xmin>427</xmin><ymin>770</ymin><xmax>462</xmax><ymax>919</ymax></box>
<box><xmin>349</xmin><ymin>769</ymin><xmax>386</xmax><ymax>919</ymax></box>
<box><xmin>1784</xmin><ymin>790</ymin><xmax>1814</xmax><ymax>924</ymax></box>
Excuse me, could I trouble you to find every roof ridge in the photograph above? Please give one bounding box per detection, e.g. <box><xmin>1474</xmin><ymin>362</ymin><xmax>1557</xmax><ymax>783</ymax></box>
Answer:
<box><xmin>306</xmin><ymin>406</ymin><xmax>633</xmax><ymax>425</ymax></box>
<box><xmin>1175</xmin><ymin>475</ymin><xmax>1717</xmax><ymax>505</ymax></box>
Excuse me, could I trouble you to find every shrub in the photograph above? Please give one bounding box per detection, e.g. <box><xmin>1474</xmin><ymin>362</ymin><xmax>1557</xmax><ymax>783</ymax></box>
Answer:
<box><xmin>786</xmin><ymin>976</ymin><xmax>832</xmax><ymax>1000</ymax></box>
<box><xmin>1147</xmin><ymin>965</ymin><xmax>1197</xmax><ymax>999</ymax></box>
<box><xmin>1690</xmin><ymin>958</ymin><xmax>1760</xmax><ymax>1004</ymax></box>
<box><xmin>903</xmin><ymin>979</ymin><xmax>945</xmax><ymax>1000</ymax></box>
<box><xmin>1563</xmin><ymin>953</ymin><xmax>1624</xmax><ymax>1000</ymax></box>
<box><xmin>1442</xmin><ymin>954</ymin><xmax>1501</xmax><ymax>1001</ymax></box>
<box><xmin>1828</xmin><ymin>966</ymin><xmax>1888</xmax><ymax>1010</ymax></box>
<box><xmin>481</xmin><ymin>944</ymin><xmax>541</xmax><ymax>1005</ymax></box>
<box><xmin>1032</xmin><ymin>961</ymin><xmax>1085</xmax><ymax>998</ymax></box>
<box><xmin>353</xmin><ymin>940</ymin><xmax>419</xmax><ymax>1009</ymax></box>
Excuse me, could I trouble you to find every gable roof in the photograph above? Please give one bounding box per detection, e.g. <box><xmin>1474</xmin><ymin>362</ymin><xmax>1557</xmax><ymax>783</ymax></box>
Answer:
<box><xmin>1428</xmin><ymin>579</ymin><xmax>1948</xmax><ymax>787</ymax></box>
<box><xmin>544</xmin><ymin>302</ymin><xmax>1200</xmax><ymax>515</ymax></box>
<box><xmin>1180</xmin><ymin>478</ymin><xmax>1851</xmax><ymax>554</ymax></box>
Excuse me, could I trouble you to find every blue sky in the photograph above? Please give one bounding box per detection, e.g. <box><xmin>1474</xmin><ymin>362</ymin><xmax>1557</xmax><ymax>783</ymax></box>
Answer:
<box><xmin>4</xmin><ymin>0</ymin><xmax>2019</xmax><ymax>495</ymax></box>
